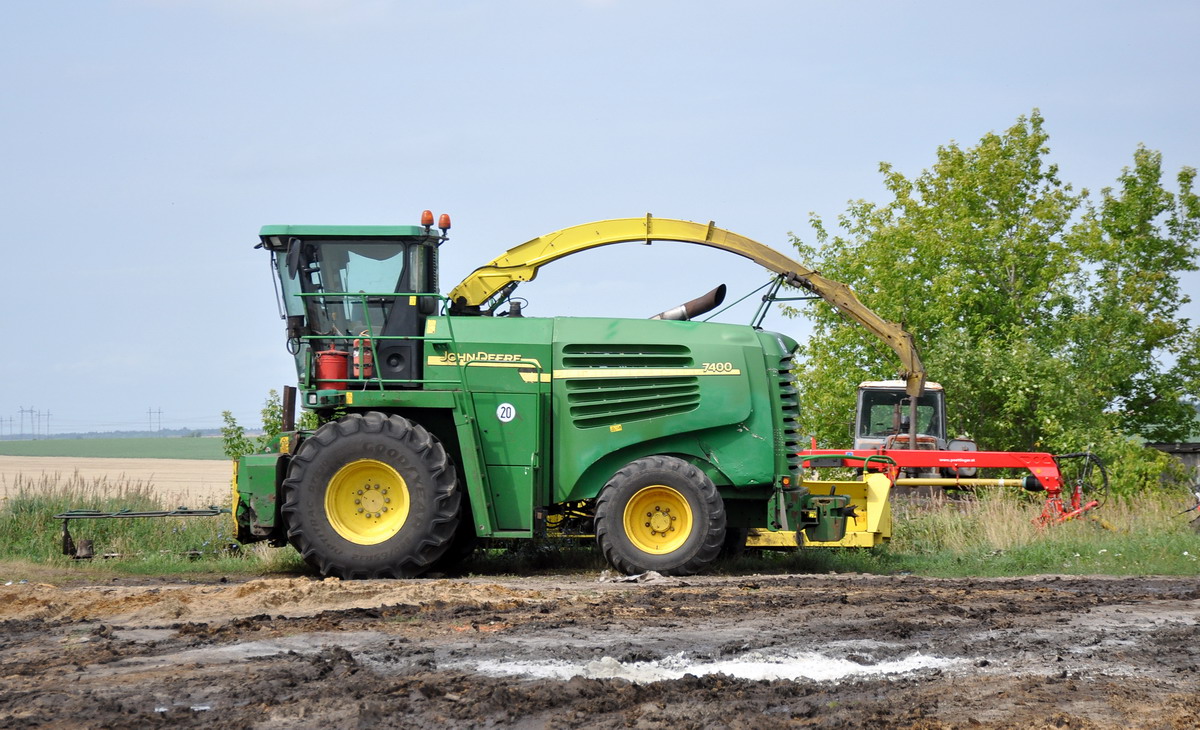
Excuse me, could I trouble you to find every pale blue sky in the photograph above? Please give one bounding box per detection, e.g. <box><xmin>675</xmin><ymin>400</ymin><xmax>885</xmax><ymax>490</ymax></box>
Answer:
<box><xmin>2</xmin><ymin>1</ymin><xmax>1196</xmax><ymax>433</ymax></box>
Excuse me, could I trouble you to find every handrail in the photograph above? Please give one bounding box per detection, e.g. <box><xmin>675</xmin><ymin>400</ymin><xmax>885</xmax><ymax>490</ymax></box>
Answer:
<box><xmin>296</xmin><ymin>291</ymin><xmax>456</xmax><ymax>389</ymax></box>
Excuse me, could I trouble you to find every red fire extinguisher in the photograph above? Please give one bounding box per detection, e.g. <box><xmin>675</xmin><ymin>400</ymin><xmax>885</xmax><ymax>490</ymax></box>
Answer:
<box><xmin>353</xmin><ymin>332</ymin><xmax>374</xmax><ymax>379</ymax></box>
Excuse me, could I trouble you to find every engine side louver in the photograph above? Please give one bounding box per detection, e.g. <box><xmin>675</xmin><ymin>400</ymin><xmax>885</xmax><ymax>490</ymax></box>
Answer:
<box><xmin>778</xmin><ymin>353</ymin><xmax>803</xmax><ymax>477</ymax></box>
<box><xmin>561</xmin><ymin>345</ymin><xmax>699</xmax><ymax>429</ymax></box>
<box><xmin>561</xmin><ymin>343</ymin><xmax>693</xmax><ymax>369</ymax></box>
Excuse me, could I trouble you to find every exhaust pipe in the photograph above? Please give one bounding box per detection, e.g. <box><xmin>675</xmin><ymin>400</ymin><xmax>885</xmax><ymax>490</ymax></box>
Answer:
<box><xmin>651</xmin><ymin>284</ymin><xmax>727</xmax><ymax>321</ymax></box>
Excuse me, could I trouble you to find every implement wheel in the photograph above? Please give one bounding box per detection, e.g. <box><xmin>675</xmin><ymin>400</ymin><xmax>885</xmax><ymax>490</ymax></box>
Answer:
<box><xmin>282</xmin><ymin>412</ymin><xmax>460</xmax><ymax>579</ymax></box>
<box><xmin>594</xmin><ymin>456</ymin><xmax>725</xmax><ymax>576</ymax></box>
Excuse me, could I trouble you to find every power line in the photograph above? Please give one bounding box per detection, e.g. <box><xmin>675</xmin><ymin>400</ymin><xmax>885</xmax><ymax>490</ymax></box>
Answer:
<box><xmin>18</xmin><ymin>406</ymin><xmax>33</xmax><ymax>439</ymax></box>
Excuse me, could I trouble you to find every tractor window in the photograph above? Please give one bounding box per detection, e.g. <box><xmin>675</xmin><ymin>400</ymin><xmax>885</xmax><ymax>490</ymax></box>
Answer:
<box><xmin>317</xmin><ymin>241</ymin><xmax>411</xmax><ymax>296</ymax></box>
<box><xmin>322</xmin><ymin>241</ymin><xmax>411</xmax><ymax>337</ymax></box>
<box><xmin>858</xmin><ymin>390</ymin><xmax>945</xmax><ymax>439</ymax></box>
<box><xmin>282</xmin><ymin>239</ymin><xmax>413</xmax><ymax>340</ymax></box>
<box><xmin>343</xmin><ymin>247</ymin><xmax>411</xmax><ymax>295</ymax></box>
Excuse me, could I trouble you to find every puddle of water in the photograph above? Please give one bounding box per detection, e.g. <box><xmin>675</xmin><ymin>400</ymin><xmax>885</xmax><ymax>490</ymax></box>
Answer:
<box><xmin>470</xmin><ymin>649</ymin><xmax>958</xmax><ymax>684</ymax></box>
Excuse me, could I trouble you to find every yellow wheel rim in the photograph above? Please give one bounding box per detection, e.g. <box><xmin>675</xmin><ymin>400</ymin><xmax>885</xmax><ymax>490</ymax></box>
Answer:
<box><xmin>623</xmin><ymin>485</ymin><xmax>693</xmax><ymax>554</ymax></box>
<box><xmin>324</xmin><ymin>459</ymin><xmax>411</xmax><ymax>545</ymax></box>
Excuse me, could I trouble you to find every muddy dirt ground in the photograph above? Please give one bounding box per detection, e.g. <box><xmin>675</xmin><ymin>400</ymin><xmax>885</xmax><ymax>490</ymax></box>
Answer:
<box><xmin>1</xmin><ymin>570</ymin><xmax>1197</xmax><ymax>729</ymax></box>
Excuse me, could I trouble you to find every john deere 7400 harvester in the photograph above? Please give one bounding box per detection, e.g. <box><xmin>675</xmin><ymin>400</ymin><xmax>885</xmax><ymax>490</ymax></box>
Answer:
<box><xmin>233</xmin><ymin>213</ymin><xmax>908</xmax><ymax>578</ymax></box>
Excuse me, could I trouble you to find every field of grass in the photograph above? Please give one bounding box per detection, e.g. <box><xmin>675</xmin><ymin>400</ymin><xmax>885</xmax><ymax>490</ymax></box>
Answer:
<box><xmin>0</xmin><ymin>437</ymin><xmax>227</xmax><ymax>460</ymax></box>
<box><xmin>747</xmin><ymin>490</ymin><xmax>1200</xmax><ymax>577</ymax></box>
<box><xmin>2</xmin><ymin>473</ymin><xmax>1198</xmax><ymax>581</ymax></box>
<box><xmin>0</xmin><ymin>472</ymin><xmax>299</xmax><ymax>578</ymax></box>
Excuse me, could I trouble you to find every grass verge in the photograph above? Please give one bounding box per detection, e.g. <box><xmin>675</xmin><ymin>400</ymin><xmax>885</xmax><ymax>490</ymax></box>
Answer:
<box><xmin>0</xmin><ymin>472</ymin><xmax>304</xmax><ymax>581</ymax></box>
<box><xmin>720</xmin><ymin>490</ymin><xmax>1200</xmax><ymax>578</ymax></box>
<box><xmin>2</xmin><ymin>473</ymin><xmax>1198</xmax><ymax>581</ymax></box>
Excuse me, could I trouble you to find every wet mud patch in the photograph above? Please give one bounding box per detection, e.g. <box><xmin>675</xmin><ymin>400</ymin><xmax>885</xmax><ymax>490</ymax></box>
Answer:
<box><xmin>0</xmin><ymin>573</ymin><xmax>1198</xmax><ymax>728</ymax></box>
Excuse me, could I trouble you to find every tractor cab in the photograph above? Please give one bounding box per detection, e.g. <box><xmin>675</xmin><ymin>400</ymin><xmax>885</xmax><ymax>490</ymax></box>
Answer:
<box><xmin>854</xmin><ymin>380</ymin><xmax>948</xmax><ymax>451</ymax></box>
<box><xmin>257</xmin><ymin>216</ymin><xmax>447</xmax><ymax>393</ymax></box>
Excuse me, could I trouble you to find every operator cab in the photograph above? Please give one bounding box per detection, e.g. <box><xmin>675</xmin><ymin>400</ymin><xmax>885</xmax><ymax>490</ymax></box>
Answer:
<box><xmin>258</xmin><ymin>217</ymin><xmax>446</xmax><ymax>392</ymax></box>
<box><xmin>854</xmin><ymin>380</ymin><xmax>947</xmax><ymax>451</ymax></box>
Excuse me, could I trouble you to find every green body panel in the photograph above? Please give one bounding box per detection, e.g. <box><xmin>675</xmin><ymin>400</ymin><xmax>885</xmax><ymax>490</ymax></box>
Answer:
<box><xmin>304</xmin><ymin>389</ymin><xmax>459</xmax><ymax>410</ymax></box>
<box><xmin>548</xmin><ymin>318</ymin><xmax>780</xmax><ymax>502</ymax></box>
<box><xmin>423</xmin><ymin>316</ymin><xmax>553</xmax><ymax>537</ymax></box>
<box><xmin>421</xmin><ymin>316</ymin><xmax>792</xmax><ymax>500</ymax></box>
<box><xmin>485</xmin><ymin>465</ymin><xmax>537</xmax><ymax>532</ymax></box>
<box><xmin>234</xmin><ymin>452</ymin><xmax>287</xmax><ymax>541</ymax></box>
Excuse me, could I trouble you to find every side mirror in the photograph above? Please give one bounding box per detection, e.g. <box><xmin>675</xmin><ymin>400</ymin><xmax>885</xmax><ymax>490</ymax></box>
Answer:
<box><xmin>286</xmin><ymin>237</ymin><xmax>302</xmax><ymax>279</ymax></box>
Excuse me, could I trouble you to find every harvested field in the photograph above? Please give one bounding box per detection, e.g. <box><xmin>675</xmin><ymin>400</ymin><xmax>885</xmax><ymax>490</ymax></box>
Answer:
<box><xmin>0</xmin><ymin>572</ymin><xmax>1197</xmax><ymax>728</ymax></box>
<box><xmin>0</xmin><ymin>456</ymin><xmax>232</xmax><ymax>507</ymax></box>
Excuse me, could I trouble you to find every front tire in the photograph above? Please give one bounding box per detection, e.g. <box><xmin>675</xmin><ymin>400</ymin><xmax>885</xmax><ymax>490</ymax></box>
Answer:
<box><xmin>594</xmin><ymin>456</ymin><xmax>725</xmax><ymax>576</ymax></box>
<box><xmin>282</xmin><ymin>412</ymin><xmax>460</xmax><ymax>579</ymax></box>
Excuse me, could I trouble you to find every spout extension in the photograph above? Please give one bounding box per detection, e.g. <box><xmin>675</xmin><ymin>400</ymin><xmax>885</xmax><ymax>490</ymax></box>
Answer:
<box><xmin>650</xmin><ymin>284</ymin><xmax>727</xmax><ymax>321</ymax></box>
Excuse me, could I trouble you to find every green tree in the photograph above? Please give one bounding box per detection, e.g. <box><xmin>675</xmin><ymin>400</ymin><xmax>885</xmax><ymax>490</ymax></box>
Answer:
<box><xmin>219</xmin><ymin>410</ymin><xmax>253</xmax><ymax>460</ymax></box>
<box><xmin>221</xmin><ymin>389</ymin><xmax>319</xmax><ymax>460</ymax></box>
<box><xmin>788</xmin><ymin>111</ymin><xmax>1199</xmax><ymax>491</ymax></box>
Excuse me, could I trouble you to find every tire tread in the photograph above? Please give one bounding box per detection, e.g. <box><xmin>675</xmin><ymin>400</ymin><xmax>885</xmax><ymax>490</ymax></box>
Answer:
<box><xmin>281</xmin><ymin>411</ymin><xmax>460</xmax><ymax>579</ymax></box>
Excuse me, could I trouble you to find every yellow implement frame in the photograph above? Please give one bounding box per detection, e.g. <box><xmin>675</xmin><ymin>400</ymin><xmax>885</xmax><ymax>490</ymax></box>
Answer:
<box><xmin>747</xmin><ymin>472</ymin><xmax>893</xmax><ymax>549</ymax></box>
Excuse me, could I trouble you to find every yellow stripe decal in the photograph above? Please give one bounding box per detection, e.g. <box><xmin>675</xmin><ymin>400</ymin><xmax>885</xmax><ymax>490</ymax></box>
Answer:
<box><xmin>552</xmin><ymin>368</ymin><xmax>741</xmax><ymax>379</ymax></box>
<box><xmin>426</xmin><ymin>357</ymin><xmax>739</xmax><ymax>382</ymax></box>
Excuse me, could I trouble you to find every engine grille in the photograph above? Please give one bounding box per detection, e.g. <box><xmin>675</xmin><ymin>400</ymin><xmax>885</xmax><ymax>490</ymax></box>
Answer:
<box><xmin>560</xmin><ymin>343</ymin><xmax>693</xmax><ymax>368</ymax></box>
<box><xmin>566</xmin><ymin>377</ymin><xmax>701</xmax><ymax>429</ymax></box>
<box><xmin>778</xmin><ymin>352</ymin><xmax>803</xmax><ymax>477</ymax></box>
<box><xmin>561</xmin><ymin>344</ymin><xmax>699</xmax><ymax>429</ymax></box>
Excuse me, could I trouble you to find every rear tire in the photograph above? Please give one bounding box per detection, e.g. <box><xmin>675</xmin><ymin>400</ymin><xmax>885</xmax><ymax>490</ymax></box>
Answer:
<box><xmin>594</xmin><ymin>456</ymin><xmax>725</xmax><ymax>576</ymax></box>
<box><xmin>282</xmin><ymin>412</ymin><xmax>460</xmax><ymax>579</ymax></box>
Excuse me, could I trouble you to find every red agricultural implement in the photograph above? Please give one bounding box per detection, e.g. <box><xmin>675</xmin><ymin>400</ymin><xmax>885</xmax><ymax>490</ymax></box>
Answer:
<box><xmin>798</xmin><ymin>447</ymin><xmax>1107</xmax><ymax>526</ymax></box>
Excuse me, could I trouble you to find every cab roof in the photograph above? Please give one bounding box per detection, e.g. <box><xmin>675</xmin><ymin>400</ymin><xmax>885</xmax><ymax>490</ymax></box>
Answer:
<box><xmin>259</xmin><ymin>224</ymin><xmax>430</xmax><ymax>237</ymax></box>
<box><xmin>859</xmin><ymin>380</ymin><xmax>943</xmax><ymax>391</ymax></box>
